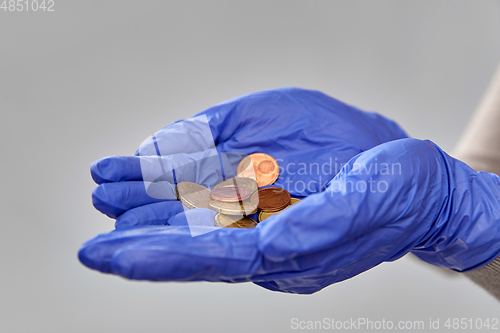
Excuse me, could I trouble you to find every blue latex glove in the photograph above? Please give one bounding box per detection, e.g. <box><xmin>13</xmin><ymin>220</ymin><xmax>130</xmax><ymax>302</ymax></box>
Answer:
<box><xmin>81</xmin><ymin>88</ymin><xmax>500</xmax><ymax>294</ymax></box>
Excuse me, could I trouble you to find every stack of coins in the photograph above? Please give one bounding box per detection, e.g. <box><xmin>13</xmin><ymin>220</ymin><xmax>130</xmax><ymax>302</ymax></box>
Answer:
<box><xmin>209</xmin><ymin>180</ymin><xmax>259</xmax><ymax>228</ymax></box>
<box><xmin>175</xmin><ymin>153</ymin><xmax>300</xmax><ymax>228</ymax></box>
<box><xmin>258</xmin><ymin>196</ymin><xmax>301</xmax><ymax>221</ymax></box>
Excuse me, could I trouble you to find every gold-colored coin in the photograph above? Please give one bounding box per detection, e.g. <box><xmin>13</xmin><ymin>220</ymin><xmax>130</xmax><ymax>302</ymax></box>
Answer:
<box><xmin>208</xmin><ymin>200</ymin><xmax>258</xmax><ymax>215</ymax></box>
<box><xmin>215</xmin><ymin>214</ymin><xmax>258</xmax><ymax>228</ymax></box>
<box><xmin>214</xmin><ymin>177</ymin><xmax>258</xmax><ymax>195</ymax></box>
<box><xmin>258</xmin><ymin>198</ymin><xmax>301</xmax><ymax>222</ymax></box>
<box><xmin>175</xmin><ymin>182</ymin><xmax>211</xmax><ymax>209</ymax></box>
<box><xmin>259</xmin><ymin>210</ymin><xmax>280</xmax><ymax>222</ymax></box>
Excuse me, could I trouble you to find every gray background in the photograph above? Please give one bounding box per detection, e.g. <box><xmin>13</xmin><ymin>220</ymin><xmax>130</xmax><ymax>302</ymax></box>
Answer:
<box><xmin>1</xmin><ymin>1</ymin><xmax>500</xmax><ymax>332</ymax></box>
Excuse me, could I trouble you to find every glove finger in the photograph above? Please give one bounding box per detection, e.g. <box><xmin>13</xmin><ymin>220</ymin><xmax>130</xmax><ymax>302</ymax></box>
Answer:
<box><xmin>79</xmin><ymin>210</ymin><xmax>226</xmax><ymax>276</ymax></box>
<box><xmin>79</xmin><ymin>225</ymin><xmax>189</xmax><ymax>273</ymax></box>
<box><xmin>92</xmin><ymin>181</ymin><xmax>177</xmax><ymax>218</ymax></box>
<box><xmin>108</xmin><ymin>226</ymin><xmax>261</xmax><ymax>282</ymax></box>
<box><xmin>115</xmin><ymin>201</ymin><xmax>215</xmax><ymax>229</ymax></box>
<box><xmin>91</xmin><ymin>156</ymin><xmax>142</xmax><ymax>184</ymax></box>
<box><xmin>91</xmin><ymin>152</ymin><xmax>246</xmax><ymax>188</ymax></box>
<box><xmin>115</xmin><ymin>201</ymin><xmax>187</xmax><ymax>228</ymax></box>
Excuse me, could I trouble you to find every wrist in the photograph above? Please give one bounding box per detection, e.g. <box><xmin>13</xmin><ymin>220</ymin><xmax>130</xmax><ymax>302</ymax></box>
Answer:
<box><xmin>412</xmin><ymin>156</ymin><xmax>500</xmax><ymax>271</ymax></box>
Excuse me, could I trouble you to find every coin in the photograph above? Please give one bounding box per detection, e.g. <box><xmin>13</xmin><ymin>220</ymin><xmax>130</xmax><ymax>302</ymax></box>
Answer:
<box><xmin>259</xmin><ymin>210</ymin><xmax>279</xmax><ymax>222</ymax></box>
<box><xmin>214</xmin><ymin>177</ymin><xmax>258</xmax><ymax>194</ymax></box>
<box><xmin>175</xmin><ymin>182</ymin><xmax>211</xmax><ymax>209</ymax></box>
<box><xmin>237</xmin><ymin>153</ymin><xmax>280</xmax><ymax>187</ymax></box>
<box><xmin>250</xmin><ymin>191</ymin><xmax>259</xmax><ymax>206</ymax></box>
<box><xmin>215</xmin><ymin>214</ymin><xmax>258</xmax><ymax>228</ymax></box>
<box><xmin>258</xmin><ymin>197</ymin><xmax>301</xmax><ymax>222</ymax></box>
<box><xmin>210</xmin><ymin>185</ymin><xmax>251</xmax><ymax>202</ymax></box>
<box><xmin>208</xmin><ymin>200</ymin><xmax>258</xmax><ymax>215</ymax></box>
<box><xmin>256</xmin><ymin>187</ymin><xmax>291</xmax><ymax>212</ymax></box>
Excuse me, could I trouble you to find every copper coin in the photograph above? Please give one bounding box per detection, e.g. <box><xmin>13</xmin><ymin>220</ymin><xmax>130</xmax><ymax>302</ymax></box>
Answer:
<box><xmin>237</xmin><ymin>153</ymin><xmax>280</xmax><ymax>187</ymax></box>
<box><xmin>215</xmin><ymin>214</ymin><xmax>258</xmax><ymax>228</ymax></box>
<box><xmin>257</xmin><ymin>187</ymin><xmax>291</xmax><ymax>212</ymax></box>
<box><xmin>208</xmin><ymin>200</ymin><xmax>258</xmax><ymax>215</ymax></box>
<box><xmin>175</xmin><ymin>182</ymin><xmax>211</xmax><ymax>209</ymax></box>
<box><xmin>210</xmin><ymin>185</ymin><xmax>251</xmax><ymax>202</ymax></box>
<box><xmin>259</xmin><ymin>198</ymin><xmax>301</xmax><ymax>222</ymax></box>
<box><xmin>214</xmin><ymin>177</ymin><xmax>258</xmax><ymax>195</ymax></box>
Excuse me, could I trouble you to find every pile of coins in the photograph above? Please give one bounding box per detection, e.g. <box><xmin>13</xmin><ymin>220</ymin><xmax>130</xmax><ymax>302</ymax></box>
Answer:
<box><xmin>175</xmin><ymin>153</ymin><xmax>300</xmax><ymax>228</ymax></box>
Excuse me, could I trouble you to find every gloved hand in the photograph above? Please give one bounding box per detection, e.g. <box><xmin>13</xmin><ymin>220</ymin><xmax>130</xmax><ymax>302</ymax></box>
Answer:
<box><xmin>90</xmin><ymin>87</ymin><xmax>407</xmax><ymax>223</ymax></box>
<box><xmin>80</xmin><ymin>88</ymin><xmax>500</xmax><ymax>294</ymax></box>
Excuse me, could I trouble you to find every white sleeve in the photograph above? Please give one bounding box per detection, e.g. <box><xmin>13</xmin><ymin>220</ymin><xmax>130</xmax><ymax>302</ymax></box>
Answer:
<box><xmin>453</xmin><ymin>62</ymin><xmax>500</xmax><ymax>300</ymax></box>
<box><xmin>454</xmin><ymin>63</ymin><xmax>500</xmax><ymax>174</ymax></box>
